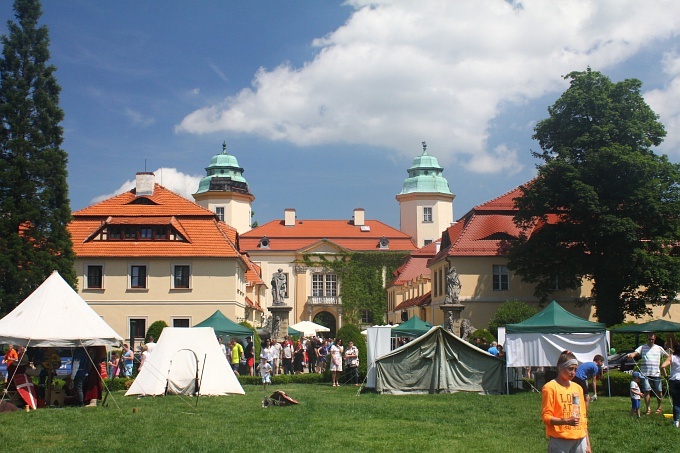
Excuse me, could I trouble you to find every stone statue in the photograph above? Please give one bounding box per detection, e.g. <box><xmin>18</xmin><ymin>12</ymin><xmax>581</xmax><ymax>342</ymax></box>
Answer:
<box><xmin>460</xmin><ymin>318</ymin><xmax>476</xmax><ymax>341</ymax></box>
<box><xmin>272</xmin><ymin>315</ymin><xmax>281</xmax><ymax>339</ymax></box>
<box><xmin>444</xmin><ymin>310</ymin><xmax>454</xmax><ymax>332</ymax></box>
<box><xmin>445</xmin><ymin>266</ymin><xmax>461</xmax><ymax>303</ymax></box>
<box><xmin>271</xmin><ymin>269</ymin><xmax>287</xmax><ymax>305</ymax></box>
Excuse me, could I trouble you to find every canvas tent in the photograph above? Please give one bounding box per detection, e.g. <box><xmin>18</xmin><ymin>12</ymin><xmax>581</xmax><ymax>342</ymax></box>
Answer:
<box><xmin>289</xmin><ymin>321</ymin><xmax>330</xmax><ymax>337</ymax></box>
<box><xmin>505</xmin><ymin>301</ymin><xmax>608</xmax><ymax>368</ymax></box>
<box><xmin>0</xmin><ymin>271</ymin><xmax>123</xmax><ymax>347</ymax></box>
<box><xmin>375</xmin><ymin>326</ymin><xmax>504</xmax><ymax>395</ymax></box>
<box><xmin>126</xmin><ymin>327</ymin><xmax>244</xmax><ymax>396</ymax></box>
<box><xmin>194</xmin><ymin>310</ymin><xmax>253</xmax><ymax>338</ymax></box>
<box><xmin>391</xmin><ymin>315</ymin><xmax>432</xmax><ymax>337</ymax></box>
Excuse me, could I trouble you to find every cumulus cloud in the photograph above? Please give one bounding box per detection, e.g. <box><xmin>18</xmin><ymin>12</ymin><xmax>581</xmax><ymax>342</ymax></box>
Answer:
<box><xmin>90</xmin><ymin>167</ymin><xmax>202</xmax><ymax>204</ymax></box>
<box><xmin>176</xmin><ymin>0</ymin><xmax>680</xmax><ymax>173</ymax></box>
<box><xmin>645</xmin><ymin>52</ymin><xmax>680</xmax><ymax>156</ymax></box>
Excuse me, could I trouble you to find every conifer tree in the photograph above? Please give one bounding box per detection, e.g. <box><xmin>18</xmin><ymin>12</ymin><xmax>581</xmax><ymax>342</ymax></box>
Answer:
<box><xmin>0</xmin><ymin>0</ymin><xmax>76</xmax><ymax>315</ymax></box>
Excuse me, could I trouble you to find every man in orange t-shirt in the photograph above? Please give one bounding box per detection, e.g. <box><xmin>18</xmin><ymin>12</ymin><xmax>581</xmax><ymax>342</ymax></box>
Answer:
<box><xmin>3</xmin><ymin>344</ymin><xmax>19</xmax><ymax>383</ymax></box>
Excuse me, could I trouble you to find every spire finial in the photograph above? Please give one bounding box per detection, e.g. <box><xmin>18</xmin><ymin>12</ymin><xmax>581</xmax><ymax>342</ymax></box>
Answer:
<box><xmin>422</xmin><ymin>141</ymin><xmax>428</xmax><ymax>154</ymax></box>
<box><xmin>222</xmin><ymin>141</ymin><xmax>227</xmax><ymax>154</ymax></box>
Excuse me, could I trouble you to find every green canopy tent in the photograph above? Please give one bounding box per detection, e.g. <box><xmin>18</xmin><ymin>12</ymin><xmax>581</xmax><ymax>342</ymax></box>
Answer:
<box><xmin>610</xmin><ymin>319</ymin><xmax>680</xmax><ymax>333</ymax></box>
<box><xmin>391</xmin><ymin>315</ymin><xmax>432</xmax><ymax>337</ymax></box>
<box><xmin>288</xmin><ymin>326</ymin><xmax>303</xmax><ymax>337</ymax></box>
<box><xmin>505</xmin><ymin>301</ymin><xmax>609</xmax><ymax>394</ymax></box>
<box><xmin>194</xmin><ymin>310</ymin><xmax>253</xmax><ymax>338</ymax></box>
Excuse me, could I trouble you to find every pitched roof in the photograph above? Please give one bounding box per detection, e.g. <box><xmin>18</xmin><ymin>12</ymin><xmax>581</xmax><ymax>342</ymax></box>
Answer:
<box><xmin>240</xmin><ymin>219</ymin><xmax>416</xmax><ymax>252</ymax></box>
<box><xmin>432</xmin><ymin>184</ymin><xmax>528</xmax><ymax>262</ymax></box>
<box><xmin>394</xmin><ymin>291</ymin><xmax>431</xmax><ymax>311</ymax></box>
<box><xmin>69</xmin><ymin>184</ymin><xmax>241</xmax><ymax>259</ymax></box>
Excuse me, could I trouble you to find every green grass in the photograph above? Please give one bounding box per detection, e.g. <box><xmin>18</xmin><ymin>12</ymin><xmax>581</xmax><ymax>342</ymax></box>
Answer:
<box><xmin>3</xmin><ymin>385</ymin><xmax>675</xmax><ymax>452</ymax></box>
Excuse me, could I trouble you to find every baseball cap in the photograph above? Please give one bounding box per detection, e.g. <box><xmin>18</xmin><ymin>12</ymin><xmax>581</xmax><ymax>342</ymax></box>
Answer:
<box><xmin>632</xmin><ymin>371</ymin><xmax>641</xmax><ymax>378</ymax></box>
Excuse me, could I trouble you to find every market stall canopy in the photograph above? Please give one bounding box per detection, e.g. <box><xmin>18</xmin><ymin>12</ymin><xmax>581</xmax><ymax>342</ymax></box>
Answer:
<box><xmin>289</xmin><ymin>321</ymin><xmax>330</xmax><ymax>337</ymax></box>
<box><xmin>506</xmin><ymin>301</ymin><xmax>606</xmax><ymax>334</ymax></box>
<box><xmin>391</xmin><ymin>315</ymin><xmax>433</xmax><ymax>337</ymax></box>
<box><xmin>610</xmin><ymin>319</ymin><xmax>680</xmax><ymax>333</ymax></box>
<box><xmin>194</xmin><ymin>310</ymin><xmax>253</xmax><ymax>338</ymax></box>
<box><xmin>0</xmin><ymin>271</ymin><xmax>123</xmax><ymax>347</ymax></box>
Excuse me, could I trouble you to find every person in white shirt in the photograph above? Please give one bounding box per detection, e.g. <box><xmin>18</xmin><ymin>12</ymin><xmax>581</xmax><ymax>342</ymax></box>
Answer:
<box><xmin>661</xmin><ymin>342</ymin><xmax>680</xmax><ymax>427</ymax></box>
<box><xmin>271</xmin><ymin>339</ymin><xmax>282</xmax><ymax>375</ymax></box>
<box><xmin>628</xmin><ymin>333</ymin><xmax>669</xmax><ymax>415</ymax></box>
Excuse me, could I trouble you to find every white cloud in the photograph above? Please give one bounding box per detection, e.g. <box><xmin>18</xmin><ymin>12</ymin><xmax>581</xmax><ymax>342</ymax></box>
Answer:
<box><xmin>176</xmin><ymin>0</ymin><xmax>680</xmax><ymax>172</ymax></box>
<box><xmin>90</xmin><ymin>168</ymin><xmax>202</xmax><ymax>204</ymax></box>
<box><xmin>124</xmin><ymin>107</ymin><xmax>155</xmax><ymax>128</ymax></box>
<box><xmin>645</xmin><ymin>52</ymin><xmax>680</xmax><ymax>155</ymax></box>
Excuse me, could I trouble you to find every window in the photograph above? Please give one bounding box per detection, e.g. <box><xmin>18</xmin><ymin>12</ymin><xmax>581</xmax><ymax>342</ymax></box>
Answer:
<box><xmin>86</xmin><ymin>265</ymin><xmax>103</xmax><ymax>289</ymax></box>
<box><xmin>129</xmin><ymin>318</ymin><xmax>146</xmax><ymax>342</ymax></box>
<box><xmin>172</xmin><ymin>318</ymin><xmax>190</xmax><ymax>328</ymax></box>
<box><xmin>423</xmin><ymin>207</ymin><xmax>433</xmax><ymax>222</ymax></box>
<box><xmin>361</xmin><ymin>309</ymin><xmax>374</xmax><ymax>324</ymax></box>
<box><xmin>215</xmin><ymin>206</ymin><xmax>225</xmax><ymax>222</ymax></box>
<box><xmin>424</xmin><ymin>239</ymin><xmax>433</xmax><ymax>246</ymax></box>
<box><xmin>173</xmin><ymin>265</ymin><xmax>190</xmax><ymax>289</ymax></box>
<box><xmin>109</xmin><ymin>227</ymin><xmax>121</xmax><ymax>239</ymax></box>
<box><xmin>401</xmin><ymin>312</ymin><xmax>408</xmax><ymax>322</ymax></box>
<box><xmin>312</xmin><ymin>273</ymin><xmax>336</xmax><ymax>297</ymax></box>
<box><xmin>140</xmin><ymin>228</ymin><xmax>153</xmax><ymax>239</ymax></box>
<box><xmin>124</xmin><ymin>228</ymin><xmax>136</xmax><ymax>239</ymax></box>
<box><xmin>130</xmin><ymin>265</ymin><xmax>147</xmax><ymax>289</ymax></box>
<box><xmin>493</xmin><ymin>265</ymin><xmax>509</xmax><ymax>291</ymax></box>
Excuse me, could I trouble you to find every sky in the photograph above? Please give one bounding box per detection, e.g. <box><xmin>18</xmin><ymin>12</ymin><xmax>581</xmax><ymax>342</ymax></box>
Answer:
<box><xmin>2</xmin><ymin>0</ymin><xmax>680</xmax><ymax>229</ymax></box>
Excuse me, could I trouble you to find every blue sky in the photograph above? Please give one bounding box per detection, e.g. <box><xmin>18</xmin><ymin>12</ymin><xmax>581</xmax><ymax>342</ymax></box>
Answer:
<box><xmin>2</xmin><ymin>1</ymin><xmax>680</xmax><ymax>229</ymax></box>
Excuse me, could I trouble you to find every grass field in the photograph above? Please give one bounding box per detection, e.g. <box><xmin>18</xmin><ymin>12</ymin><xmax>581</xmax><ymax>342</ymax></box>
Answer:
<box><xmin>2</xmin><ymin>384</ymin><xmax>675</xmax><ymax>453</ymax></box>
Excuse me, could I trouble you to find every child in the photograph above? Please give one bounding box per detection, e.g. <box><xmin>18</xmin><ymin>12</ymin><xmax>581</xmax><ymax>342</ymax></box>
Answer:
<box><xmin>258</xmin><ymin>356</ymin><xmax>272</xmax><ymax>391</ymax></box>
<box><xmin>630</xmin><ymin>371</ymin><xmax>644</xmax><ymax>418</ymax></box>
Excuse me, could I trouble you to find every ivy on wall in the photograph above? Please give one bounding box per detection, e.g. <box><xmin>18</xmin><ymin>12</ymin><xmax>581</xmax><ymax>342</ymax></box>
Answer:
<box><xmin>301</xmin><ymin>252</ymin><xmax>409</xmax><ymax>325</ymax></box>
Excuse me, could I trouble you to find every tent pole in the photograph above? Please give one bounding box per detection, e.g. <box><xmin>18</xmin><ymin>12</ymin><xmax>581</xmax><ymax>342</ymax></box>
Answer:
<box><xmin>196</xmin><ymin>353</ymin><xmax>206</xmax><ymax>407</ymax></box>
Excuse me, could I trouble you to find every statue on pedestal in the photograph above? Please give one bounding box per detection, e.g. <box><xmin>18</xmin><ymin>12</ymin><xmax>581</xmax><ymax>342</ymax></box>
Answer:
<box><xmin>445</xmin><ymin>266</ymin><xmax>461</xmax><ymax>304</ymax></box>
<box><xmin>271</xmin><ymin>269</ymin><xmax>287</xmax><ymax>305</ymax></box>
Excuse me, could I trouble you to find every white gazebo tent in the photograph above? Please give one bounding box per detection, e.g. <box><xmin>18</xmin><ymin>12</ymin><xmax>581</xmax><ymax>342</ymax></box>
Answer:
<box><xmin>289</xmin><ymin>321</ymin><xmax>330</xmax><ymax>337</ymax></box>
<box><xmin>0</xmin><ymin>271</ymin><xmax>123</xmax><ymax>348</ymax></box>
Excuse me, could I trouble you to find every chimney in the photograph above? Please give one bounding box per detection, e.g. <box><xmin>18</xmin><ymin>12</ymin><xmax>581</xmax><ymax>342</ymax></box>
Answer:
<box><xmin>135</xmin><ymin>172</ymin><xmax>155</xmax><ymax>196</ymax></box>
<box><xmin>284</xmin><ymin>208</ymin><xmax>296</xmax><ymax>226</ymax></box>
<box><xmin>353</xmin><ymin>208</ymin><xmax>365</xmax><ymax>226</ymax></box>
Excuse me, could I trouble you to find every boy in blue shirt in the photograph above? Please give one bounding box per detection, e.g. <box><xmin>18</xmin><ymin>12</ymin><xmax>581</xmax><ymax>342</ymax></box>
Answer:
<box><xmin>572</xmin><ymin>354</ymin><xmax>605</xmax><ymax>408</ymax></box>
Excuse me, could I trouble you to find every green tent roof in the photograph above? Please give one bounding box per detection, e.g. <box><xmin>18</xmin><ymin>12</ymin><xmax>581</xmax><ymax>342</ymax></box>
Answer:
<box><xmin>392</xmin><ymin>315</ymin><xmax>433</xmax><ymax>337</ymax></box>
<box><xmin>506</xmin><ymin>301</ymin><xmax>606</xmax><ymax>334</ymax></box>
<box><xmin>194</xmin><ymin>310</ymin><xmax>253</xmax><ymax>337</ymax></box>
<box><xmin>610</xmin><ymin>319</ymin><xmax>680</xmax><ymax>333</ymax></box>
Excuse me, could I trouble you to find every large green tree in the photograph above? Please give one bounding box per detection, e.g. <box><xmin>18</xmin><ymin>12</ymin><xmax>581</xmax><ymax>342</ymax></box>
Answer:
<box><xmin>0</xmin><ymin>0</ymin><xmax>76</xmax><ymax>315</ymax></box>
<box><xmin>508</xmin><ymin>68</ymin><xmax>680</xmax><ymax>326</ymax></box>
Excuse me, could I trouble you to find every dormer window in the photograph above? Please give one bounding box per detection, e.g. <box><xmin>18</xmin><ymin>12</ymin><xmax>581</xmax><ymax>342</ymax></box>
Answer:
<box><xmin>379</xmin><ymin>236</ymin><xmax>390</xmax><ymax>249</ymax></box>
<box><xmin>259</xmin><ymin>236</ymin><xmax>270</xmax><ymax>248</ymax></box>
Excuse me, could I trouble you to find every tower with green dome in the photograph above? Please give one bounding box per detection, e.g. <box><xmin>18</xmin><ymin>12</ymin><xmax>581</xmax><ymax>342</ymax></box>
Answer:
<box><xmin>396</xmin><ymin>142</ymin><xmax>454</xmax><ymax>247</ymax></box>
<box><xmin>192</xmin><ymin>143</ymin><xmax>255</xmax><ymax>234</ymax></box>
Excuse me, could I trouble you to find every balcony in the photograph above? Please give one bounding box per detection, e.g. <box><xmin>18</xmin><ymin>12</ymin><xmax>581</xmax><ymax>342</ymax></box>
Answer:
<box><xmin>306</xmin><ymin>296</ymin><xmax>342</xmax><ymax>306</ymax></box>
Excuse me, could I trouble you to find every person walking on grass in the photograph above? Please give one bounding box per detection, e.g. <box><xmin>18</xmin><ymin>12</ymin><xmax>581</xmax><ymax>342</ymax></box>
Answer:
<box><xmin>344</xmin><ymin>341</ymin><xmax>360</xmax><ymax>386</ymax></box>
<box><xmin>661</xmin><ymin>342</ymin><xmax>680</xmax><ymax>428</ymax></box>
<box><xmin>630</xmin><ymin>371</ymin><xmax>644</xmax><ymax>418</ymax></box>
<box><xmin>627</xmin><ymin>333</ymin><xmax>668</xmax><ymax>415</ymax></box>
<box><xmin>330</xmin><ymin>338</ymin><xmax>343</xmax><ymax>387</ymax></box>
<box><xmin>258</xmin><ymin>356</ymin><xmax>272</xmax><ymax>391</ymax></box>
<box><xmin>541</xmin><ymin>350</ymin><xmax>591</xmax><ymax>453</ymax></box>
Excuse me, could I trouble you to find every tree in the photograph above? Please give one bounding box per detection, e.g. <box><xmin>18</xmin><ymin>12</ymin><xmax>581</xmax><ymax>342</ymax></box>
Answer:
<box><xmin>508</xmin><ymin>68</ymin><xmax>680</xmax><ymax>326</ymax></box>
<box><xmin>487</xmin><ymin>300</ymin><xmax>537</xmax><ymax>338</ymax></box>
<box><xmin>0</xmin><ymin>0</ymin><xmax>76</xmax><ymax>315</ymax></box>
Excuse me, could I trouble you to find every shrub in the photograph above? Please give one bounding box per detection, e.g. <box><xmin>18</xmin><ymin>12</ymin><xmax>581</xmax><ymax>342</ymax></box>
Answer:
<box><xmin>146</xmin><ymin>320</ymin><xmax>168</xmax><ymax>343</ymax></box>
<box><xmin>238</xmin><ymin>373</ymin><xmax>325</xmax><ymax>386</ymax></box>
<box><xmin>487</xmin><ymin>300</ymin><xmax>537</xmax><ymax>338</ymax></box>
<box><xmin>600</xmin><ymin>370</ymin><xmax>645</xmax><ymax>397</ymax></box>
<box><xmin>469</xmin><ymin>328</ymin><xmax>495</xmax><ymax>344</ymax></box>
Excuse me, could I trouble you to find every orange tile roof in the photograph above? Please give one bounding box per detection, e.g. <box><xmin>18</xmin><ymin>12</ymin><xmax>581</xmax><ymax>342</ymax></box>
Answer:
<box><xmin>69</xmin><ymin>185</ymin><xmax>242</xmax><ymax>259</ymax></box>
<box><xmin>243</xmin><ymin>254</ymin><xmax>265</xmax><ymax>285</ymax></box>
<box><xmin>431</xmin><ymin>184</ymin><xmax>530</xmax><ymax>262</ymax></box>
<box><xmin>245</xmin><ymin>296</ymin><xmax>263</xmax><ymax>312</ymax></box>
<box><xmin>240</xmin><ymin>219</ymin><xmax>416</xmax><ymax>252</ymax></box>
<box><xmin>394</xmin><ymin>291</ymin><xmax>431</xmax><ymax>310</ymax></box>
<box><xmin>389</xmin><ymin>256</ymin><xmax>432</xmax><ymax>287</ymax></box>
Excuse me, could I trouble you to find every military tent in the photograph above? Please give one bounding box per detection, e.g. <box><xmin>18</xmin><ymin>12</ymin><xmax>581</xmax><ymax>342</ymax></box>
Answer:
<box><xmin>375</xmin><ymin>326</ymin><xmax>504</xmax><ymax>395</ymax></box>
<box><xmin>125</xmin><ymin>327</ymin><xmax>244</xmax><ymax>397</ymax></box>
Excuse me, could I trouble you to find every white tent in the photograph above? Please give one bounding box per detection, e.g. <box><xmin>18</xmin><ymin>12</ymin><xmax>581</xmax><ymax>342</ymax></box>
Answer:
<box><xmin>0</xmin><ymin>271</ymin><xmax>123</xmax><ymax>347</ymax></box>
<box><xmin>289</xmin><ymin>321</ymin><xmax>330</xmax><ymax>337</ymax></box>
<box><xmin>125</xmin><ymin>327</ymin><xmax>245</xmax><ymax>397</ymax></box>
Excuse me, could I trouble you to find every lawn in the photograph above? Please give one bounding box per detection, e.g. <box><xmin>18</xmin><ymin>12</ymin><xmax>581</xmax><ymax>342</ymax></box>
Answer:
<box><xmin>3</xmin><ymin>384</ymin><xmax>674</xmax><ymax>452</ymax></box>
